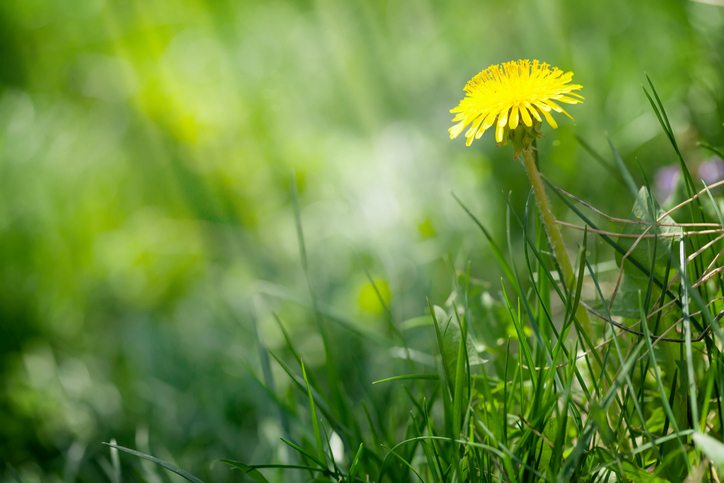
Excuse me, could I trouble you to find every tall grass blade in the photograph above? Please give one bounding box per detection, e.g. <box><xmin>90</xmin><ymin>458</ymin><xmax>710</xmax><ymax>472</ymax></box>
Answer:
<box><xmin>102</xmin><ymin>443</ymin><xmax>206</xmax><ymax>483</ymax></box>
<box><xmin>301</xmin><ymin>359</ymin><xmax>327</xmax><ymax>466</ymax></box>
<box><xmin>280</xmin><ymin>437</ymin><xmax>327</xmax><ymax>469</ymax></box>
<box><xmin>452</xmin><ymin>192</ymin><xmax>520</xmax><ymax>298</ymax></box>
<box><xmin>347</xmin><ymin>443</ymin><xmax>364</xmax><ymax>482</ymax></box>
<box><xmin>556</xmin><ymin>340</ymin><xmax>646</xmax><ymax>483</ymax></box>
<box><xmin>109</xmin><ymin>438</ymin><xmax>121</xmax><ymax>483</ymax></box>
<box><xmin>680</xmin><ymin>239</ymin><xmax>700</xmax><ymax>430</ymax></box>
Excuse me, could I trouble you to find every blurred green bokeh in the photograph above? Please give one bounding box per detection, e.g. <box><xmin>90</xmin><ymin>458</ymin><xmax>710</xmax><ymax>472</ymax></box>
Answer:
<box><xmin>1</xmin><ymin>0</ymin><xmax>723</xmax><ymax>481</ymax></box>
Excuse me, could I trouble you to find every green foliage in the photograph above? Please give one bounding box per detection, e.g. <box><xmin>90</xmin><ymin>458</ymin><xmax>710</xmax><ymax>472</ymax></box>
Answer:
<box><xmin>611</xmin><ymin>186</ymin><xmax>680</xmax><ymax>318</ymax></box>
<box><xmin>4</xmin><ymin>0</ymin><xmax>724</xmax><ymax>482</ymax></box>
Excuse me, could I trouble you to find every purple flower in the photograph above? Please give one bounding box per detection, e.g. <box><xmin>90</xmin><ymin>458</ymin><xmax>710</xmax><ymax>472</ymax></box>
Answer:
<box><xmin>698</xmin><ymin>157</ymin><xmax>724</xmax><ymax>186</ymax></box>
<box><xmin>655</xmin><ymin>165</ymin><xmax>680</xmax><ymax>202</ymax></box>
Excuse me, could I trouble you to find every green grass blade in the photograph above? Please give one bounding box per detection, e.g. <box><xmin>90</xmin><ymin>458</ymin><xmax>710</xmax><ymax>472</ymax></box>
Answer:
<box><xmin>280</xmin><ymin>437</ymin><xmax>327</xmax><ymax>469</ymax></box>
<box><xmin>556</xmin><ymin>340</ymin><xmax>646</xmax><ymax>483</ymax></box>
<box><xmin>452</xmin><ymin>192</ymin><xmax>520</xmax><ymax>298</ymax></box>
<box><xmin>692</xmin><ymin>433</ymin><xmax>724</xmax><ymax>470</ymax></box>
<box><xmin>347</xmin><ymin>443</ymin><xmax>364</xmax><ymax>482</ymax></box>
<box><xmin>452</xmin><ymin>307</ymin><xmax>467</xmax><ymax>438</ymax></box>
<box><xmin>6</xmin><ymin>464</ymin><xmax>23</xmax><ymax>483</ymax></box>
<box><xmin>607</xmin><ymin>136</ymin><xmax>640</xmax><ymax>200</ymax></box>
<box><xmin>699</xmin><ymin>141</ymin><xmax>724</xmax><ymax>160</ymax></box>
<box><xmin>108</xmin><ymin>438</ymin><xmax>121</xmax><ymax>483</ymax></box>
<box><xmin>232</xmin><ymin>462</ymin><xmax>333</xmax><ymax>472</ymax></box>
<box><xmin>574</xmin><ymin>134</ymin><xmax>626</xmax><ymax>185</ymax></box>
<box><xmin>372</xmin><ymin>374</ymin><xmax>439</xmax><ymax>384</ymax></box>
<box><xmin>291</xmin><ymin>172</ymin><xmax>344</xmax><ymax>418</ymax></box>
<box><xmin>321</xmin><ymin>420</ymin><xmax>341</xmax><ymax>475</ymax></box>
<box><xmin>679</xmin><ymin>239</ymin><xmax>700</xmax><ymax>429</ymax></box>
<box><xmin>500</xmin><ymin>283</ymin><xmax>536</xmax><ymax>392</ymax></box>
<box><xmin>638</xmin><ymin>291</ymin><xmax>691</xmax><ymax>470</ymax></box>
<box><xmin>545</xmin><ymin>178</ymin><xmax>681</xmax><ymax>308</ymax></box>
<box><xmin>301</xmin><ymin>359</ymin><xmax>327</xmax><ymax>467</ymax></box>
<box><xmin>504</xmin><ymin>200</ymin><xmax>558</xmax><ymax>386</ymax></box>
<box><xmin>644</xmin><ymin>75</ymin><xmax>696</xmax><ymax>196</ymax></box>
<box><xmin>381</xmin><ymin>446</ymin><xmax>425</xmax><ymax>483</ymax></box>
<box><xmin>219</xmin><ymin>460</ymin><xmax>272</xmax><ymax>483</ymax></box>
<box><xmin>102</xmin><ymin>443</ymin><xmax>205</xmax><ymax>483</ymax></box>
<box><xmin>272</xmin><ymin>313</ymin><xmax>303</xmax><ymax>367</ymax></box>
<box><xmin>450</xmin><ymin>305</ymin><xmax>469</xmax><ymax>481</ymax></box>
<box><xmin>268</xmin><ymin>350</ymin><xmax>356</xmax><ymax>442</ymax></box>
<box><xmin>428</xmin><ymin>298</ymin><xmax>454</xmax><ymax>396</ymax></box>
<box><xmin>257</xmin><ymin>282</ymin><xmax>388</xmax><ymax>344</ymax></box>
<box><xmin>355</xmin><ymin>253</ymin><xmax>404</xmax><ymax>343</ymax></box>
<box><xmin>703</xmin><ymin>182</ymin><xmax>724</xmax><ymax>228</ymax></box>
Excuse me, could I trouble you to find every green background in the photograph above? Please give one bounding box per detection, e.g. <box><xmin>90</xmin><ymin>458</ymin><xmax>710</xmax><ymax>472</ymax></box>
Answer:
<box><xmin>1</xmin><ymin>0</ymin><xmax>723</xmax><ymax>480</ymax></box>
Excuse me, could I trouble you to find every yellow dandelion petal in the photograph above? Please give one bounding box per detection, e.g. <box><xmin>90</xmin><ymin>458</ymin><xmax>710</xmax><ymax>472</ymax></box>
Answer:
<box><xmin>495</xmin><ymin>123</ymin><xmax>505</xmax><ymax>143</ymax></box>
<box><xmin>529</xmin><ymin>105</ymin><xmax>542</xmax><ymax>122</ymax></box>
<box><xmin>559</xmin><ymin>107</ymin><xmax>575</xmax><ymax>121</ymax></box>
<box><xmin>543</xmin><ymin>100</ymin><xmax>563</xmax><ymax>113</ymax></box>
<box><xmin>465</xmin><ymin>114</ymin><xmax>485</xmax><ymax>139</ymax></box>
<box><xmin>449</xmin><ymin>121</ymin><xmax>466</xmax><ymax>139</ymax></box>
<box><xmin>554</xmin><ymin>95</ymin><xmax>581</xmax><ymax>105</ymax></box>
<box><xmin>519</xmin><ymin>104</ymin><xmax>533</xmax><ymax>127</ymax></box>
<box><xmin>498</xmin><ymin>109</ymin><xmax>509</xmax><ymax>127</ymax></box>
<box><xmin>449</xmin><ymin>60</ymin><xmax>583</xmax><ymax>147</ymax></box>
<box><xmin>509</xmin><ymin>105</ymin><xmax>520</xmax><ymax>130</ymax></box>
<box><xmin>481</xmin><ymin>111</ymin><xmax>498</xmax><ymax>130</ymax></box>
<box><xmin>540</xmin><ymin>107</ymin><xmax>558</xmax><ymax>129</ymax></box>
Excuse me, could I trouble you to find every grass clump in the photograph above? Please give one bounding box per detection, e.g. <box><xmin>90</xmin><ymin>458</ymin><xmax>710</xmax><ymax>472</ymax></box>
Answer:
<box><xmin>103</xmin><ymin>79</ymin><xmax>724</xmax><ymax>483</ymax></box>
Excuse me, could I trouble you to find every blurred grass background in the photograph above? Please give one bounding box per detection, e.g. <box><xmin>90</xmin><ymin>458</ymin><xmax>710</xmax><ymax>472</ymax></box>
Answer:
<box><xmin>1</xmin><ymin>0</ymin><xmax>723</xmax><ymax>481</ymax></box>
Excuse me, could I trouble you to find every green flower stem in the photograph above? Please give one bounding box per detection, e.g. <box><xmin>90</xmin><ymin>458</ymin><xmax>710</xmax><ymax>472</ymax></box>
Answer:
<box><xmin>522</xmin><ymin>147</ymin><xmax>593</xmax><ymax>337</ymax></box>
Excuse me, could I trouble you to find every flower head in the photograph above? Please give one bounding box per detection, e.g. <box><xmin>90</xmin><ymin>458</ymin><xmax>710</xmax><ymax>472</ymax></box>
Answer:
<box><xmin>449</xmin><ymin>60</ymin><xmax>583</xmax><ymax>154</ymax></box>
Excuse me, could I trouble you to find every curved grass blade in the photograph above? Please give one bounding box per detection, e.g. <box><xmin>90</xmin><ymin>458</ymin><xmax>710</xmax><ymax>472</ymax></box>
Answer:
<box><xmin>428</xmin><ymin>298</ymin><xmax>454</xmax><ymax>395</ymax></box>
<box><xmin>699</xmin><ymin>141</ymin><xmax>724</xmax><ymax>160</ymax></box>
<box><xmin>643</xmin><ymin>75</ymin><xmax>696</xmax><ymax>197</ymax></box>
<box><xmin>608</xmin><ymin>136</ymin><xmax>640</xmax><ymax>199</ymax></box>
<box><xmin>693</xmin><ymin>433</ymin><xmax>724</xmax><ymax>470</ymax></box>
<box><xmin>219</xmin><ymin>460</ymin><xmax>271</xmax><ymax>483</ymax></box>
<box><xmin>347</xmin><ymin>443</ymin><xmax>364</xmax><ymax>482</ymax></box>
<box><xmin>381</xmin><ymin>446</ymin><xmax>425</xmax><ymax>483</ymax></box>
<box><xmin>583</xmin><ymin>430</ymin><xmax>696</xmax><ymax>477</ymax></box>
<box><xmin>102</xmin><ymin>443</ymin><xmax>205</xmax><ymax>483</ymax></box>
<box><xmin>280</xmin><ymin>437</ymin><xmax>327</xmax><ymax>469</ymax></box>
<box><xmin>301</xmin><ymin>359</ymin><xmax>327</xmax><ymax>466</ymax></box>
<box><xmin>372</xmin><ymin>374</ymin><xmax>439</xmax><ymax>384</ymax></box>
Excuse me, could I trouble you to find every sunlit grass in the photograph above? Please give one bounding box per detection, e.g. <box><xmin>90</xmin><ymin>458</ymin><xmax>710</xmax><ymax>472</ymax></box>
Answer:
<box><xmin>4</xmin><ymin>1</ymin><xmax>724</xmax><ymax>482</ymax></box>
<box><xmin>101</xmin><ymin>79</ymin><xmax>724</xmax><ymax>483</ymax></box>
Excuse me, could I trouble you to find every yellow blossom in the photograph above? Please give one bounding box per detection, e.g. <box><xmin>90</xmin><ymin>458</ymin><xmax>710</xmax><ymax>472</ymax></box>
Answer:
<box><xmin>449</xmin><ymin>60</ymin><xmax>583</xmax><ymax>149</ymax></box>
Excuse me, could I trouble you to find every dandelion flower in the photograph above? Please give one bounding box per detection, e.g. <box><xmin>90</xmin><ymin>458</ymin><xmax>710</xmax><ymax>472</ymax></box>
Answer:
<box><xmin>449</xmin><ymin>60</ymin><xmax>583</xmax><ymax>153</ymax></box>
<box><xmin>447</xmin><ymin>60</ymin><xmax>593</xmax><ymax>337</ymax></box>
